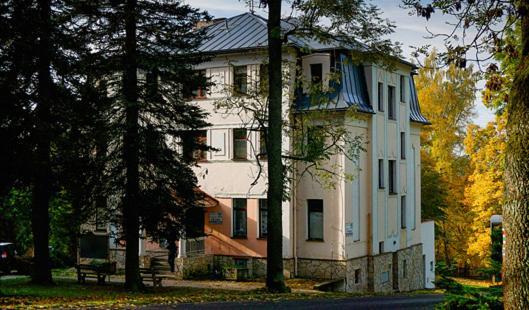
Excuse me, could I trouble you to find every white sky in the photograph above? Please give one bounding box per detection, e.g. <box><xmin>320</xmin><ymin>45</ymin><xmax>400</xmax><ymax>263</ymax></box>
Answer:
<box><xmin>185</xmin><ymin>0</ymin><xmax>496</xmax><ymax>127</ymax></box>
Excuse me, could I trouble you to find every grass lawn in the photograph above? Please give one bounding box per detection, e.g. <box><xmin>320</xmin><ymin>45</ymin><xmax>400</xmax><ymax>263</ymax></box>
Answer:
<box><xmin>0</xmin><ymin>276</ymin><xmax>443</xmax><ymax>309</ymax></box>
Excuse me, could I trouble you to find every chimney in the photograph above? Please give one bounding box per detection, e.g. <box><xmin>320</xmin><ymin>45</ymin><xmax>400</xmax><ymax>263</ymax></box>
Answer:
<box><xmin>196</xmin><ymin>18</ymin><xmax>226</xmax><ymax>30</ymax></box>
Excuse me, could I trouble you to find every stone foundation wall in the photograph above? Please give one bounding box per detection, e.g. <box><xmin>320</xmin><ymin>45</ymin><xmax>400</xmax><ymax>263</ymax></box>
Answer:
<box><xmin>345</xmin><ymin>256</ymin><xmax>369</xmax><ymax>292</ymax></box>
<box><xmin>296</xmin><ymin>258</ymin><xmax>346</xmax><ymax>280</ymax></box>
<box><xmin>396</xmin><ymin>244</ymin><xmax>424</xmax><ymax>291</ymax></box>
<box><xmin>371</xmin><ymin>252</ymin><xmax>394</xmax><ymax>293</ymax></box>
<box><xmin>173</xmin><ymin>255</ymin><xmax>293</xmax><ymax>280</ymax></box>
<box><xmin>109</xmin><ymin>248</ymin><xmax>126</xmax><ymax>269</ymax></box>
<box><xmin>175</xmin><ymin>255</ymin><xmax>215</xmax><ymax>279</ymax></box>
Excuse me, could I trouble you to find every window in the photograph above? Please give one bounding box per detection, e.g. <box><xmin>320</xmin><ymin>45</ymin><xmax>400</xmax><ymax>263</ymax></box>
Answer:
<box><xmin>378</xmin><ymin>159</ymin><xmax>385</xmax><ymax>189</ymax></box>
<box><xmin>430</xmin><ymin>261</ymin><xmax>434</xmax><ymax>272</ymax></box>
<box><xmin>194</xmin><ymin>130</ymin><xmax>208</xmax><ymax>161</ymax></box>
<box><xmin>388</xmin><ymin>85</ymin><xmax>396</xmax><ymax>120</ymax></box>
<box><xmin>233</xmin><ymin>129</ymin><xmax>247</xmax><ymax>160</ymax></box>
<box><xmin>234</xmin><ymin>258</ymin><xmax>248</xmax><ymax>268</ymax></box>
<box><xmin>308</xmin><ymin>199</ymin><xmax>324</xmax><ymax>240</ymax></box>
<box><xmin>233</xmin><ymin>65</ymin><xmax>248</xmax><ymax>95</ymax></box>
<box><xmin>182</xmin><ymin>130</ymin><xmax>207</xmax><ymax>162</ymax></box>
<box><xmin>381</xmin><ymin>271</ymin><xmax>389</xmax><ymax>283</ymax></box>
<box><xmin>306</xmin><ymin>126</ymin><xmax>325</xmax><ymax>160</ymax></box>
<box><xmin>400</xmin><ymin>75</ymin><xmax>406</xmax><ymax>103</ymax></box>
<box><xmin>377</xmin><ymin>82</ymin><xmax>384</xmax><ymax>112</ymax></box>
<box><xmin>403</xmin><ymin>259</ymin><xmax>407</xmax><ymax>278</ymax></box>
<box><xmin>401</xmin><ymin>195</ymin><xmax>407</xmax><ymax>229</ymax></box>
<box><xmin>259</xmin><ymin>199</ymin><xmax>268</xmax><ymax>238</ymax></box>
<box><xmin>379</xmin><ymin>241</ymin><xmax>384</xmax><ymax>253</ymax></box>
<box><xmin>310</xmin><ymin>63</ymin><xmax>323</xmax><ymax>87</ymax></box>
<box><xmin>95</xmin><ymin>209</ymin><xmax>107</xmax><ymax>231</ymax></box>
<box><xmin>233</xmin><ymin>199</ymin><xmax>247</xmax><ymax>237</ymax></box>
<box><xmin>354</xmin><ymin>269</ymin><xmax>361</xmax><ymax>284</ymax></box>
<box><xmin>191</xmin><ymin>70</ymin><xmax>207</xmax><ymax>99</ymax></box>
<box><xmin>259</xmin><ymin>128</ymin><xmax>267</xmax><ymax>159</ymax></box>
<box><xmin>400</xmin><ymin>132</ymin><xmax>406</xmax><ymax>160</ymax></box>
<box><xmin>389</xmin><ymin>160</ymin><xmax>396</xmax><ymax>194</ymax></box>
<box><xmin>259</xmin><ymin>64</ymin><xmax>268</xmax><ymax>95</ymax></box>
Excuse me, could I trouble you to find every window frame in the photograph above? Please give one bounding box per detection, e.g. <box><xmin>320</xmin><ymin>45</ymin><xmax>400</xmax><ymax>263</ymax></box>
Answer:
<box><xmin>388</xmin><ymin>85</ymin><xmax>396</xmax><ymax>120</ymax></box>
<box><xmin>233</xmin><ymin>128</ymin><xmax>248</xmax><ymax>160</ymax></box>
<box><xmin>389</xmin><ymin>159</ymin><xmax>397</xmax><ymax>194</ymax></box>
<box><xmin>310</xmin><ymin>63</ymin><xmax>323</xmax><ymax>87</ymax></box>
<box><xmin>194</xmin><ymin>130</ymin><xmax>208</xmax><ymax>162</ymax></box>
<box><xmin>259</xmin><ymin>128</ymin><xmax>267</xmax><ymax>160</ymax></box>
<box><xmin>307</xmin><ymin>199</ymin><xmax>324</xmax><ymax>241</ymax></box>
<box><xmin>400</xmin><ymin>75</ymin><xmax>406</xmax><ymax>103</ymax></box>
<box><xmin>258</xmin><ymin>199</ymin><xmax>268</xmax><ymax>238</ymax></box>
<box><xmin>400</xmin><ymin>132</ymin><xmax>406</xmax><ymax>160</ymax></box>
<box><xmin>192</xmin><ymin>69</ymin><xmax>208</xmax><ymax>99</ymax></box>
<box><xmin>233</xmin><ymin>65</ymin><xmax>248</xmax><ymax>96</ymax></box>
<box><xmin>377</xmin><ymin>82</ymin><xmax>384</xmax><ymax>112</ymax></box>
<box><xmin>182</xmin><ymin>130</ymin><xmax>208</xmax><ymax>162</ymax></box>
<box><xmin>401</xmin><ymin>195</ymin><xmax>407</xmax><ymax>229</ymax></box>
<box><xmin>259</xmin><ymin>64</ymin><xmax>268</xmax><ymax>96</ymax></box>
<box><xmin>378</xmin><ymin>159</ymin><xmax>385</xmax><ymax>189</ymax></box>
<box><xmin>232</xmin><ymin>198</ymin><xmax>247</xmax><ymax>238</ymax></box>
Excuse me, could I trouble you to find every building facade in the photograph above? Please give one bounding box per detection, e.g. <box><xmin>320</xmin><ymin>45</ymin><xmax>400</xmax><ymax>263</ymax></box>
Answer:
<box><xmin>175</xmin><ymin>13</ymin><xmax>434</xmax><ymax>293</ymax></box>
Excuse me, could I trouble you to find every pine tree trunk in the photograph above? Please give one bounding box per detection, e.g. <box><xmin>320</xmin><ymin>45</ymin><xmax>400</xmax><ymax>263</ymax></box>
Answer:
<box><xmin>266</xmin><ymin>0</ymin><xmax>288</xmax><ymax>293</ymax></box>
<box><xmin>503</xmin><ymin>1</ymin><xmax>529</xmax><ymax>307</ymax></box>
<box><xmin>123</xmin><ymin>0</ymin><xmax>141</xmax><ymax>291</ymax></box>
<box><xmin>31</xmin><ymin>0</ymin><xmax>53</xmax><ymax>285</ymax></box>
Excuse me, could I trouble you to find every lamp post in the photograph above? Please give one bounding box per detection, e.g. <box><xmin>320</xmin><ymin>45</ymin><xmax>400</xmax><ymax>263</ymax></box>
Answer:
<box><xmin>490</xmin><ymin>214</ymin><xmax>503</xmax><ymax>283</ymax></box>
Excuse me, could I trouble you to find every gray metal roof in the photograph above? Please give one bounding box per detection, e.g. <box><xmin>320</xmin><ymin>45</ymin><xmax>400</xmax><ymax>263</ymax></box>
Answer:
<box><xmin>296</xmin><ymin>53</ymin><xmax>373</xmax><ymax>113</ymax></box>
<box><xmin>198</xmin><ymin>13</ymin><xmax>346</xmax><ymax>53</ymax></box>
<box><xmin>199</xmin><ymin>13</ymin><xmax>428</xmax><ymax>123</ymax></box>
<box><xmin>409</xmin><ymin>76</ymin><xmax>430</xmax><ymax>124</ymax></box>
<box><xmin>198</xmin><ymin>13</ymin><xmax>269</xmax><ymax>53</ymax></box>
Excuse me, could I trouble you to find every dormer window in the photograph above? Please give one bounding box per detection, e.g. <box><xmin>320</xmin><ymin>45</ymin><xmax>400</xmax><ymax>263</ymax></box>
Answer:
<box><xmin>233</xmin><ymin>65</ymin><xmax>248</xmax><ymax>95</ymax></box>
<box><xmin>310</xmin><ymin>63</ymin><xmax>323</xmax><ymax>87</ymax></box>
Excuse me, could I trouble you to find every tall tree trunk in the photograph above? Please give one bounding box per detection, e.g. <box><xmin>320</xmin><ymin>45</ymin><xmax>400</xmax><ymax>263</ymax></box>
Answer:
<box><xmin>266</xmin><ymin>0</ymin><xmax>288</xmax><ymax>293</ymax></box>
<box><xmin>123</xmin><ymin>0</ymin><xmax>141</xmax><ymax>290</ymax></box>
<box><xmin>503</xmin><ymin>1</ymin><xmax>529</xmax><ymax>307</ymax></box>
<box><xmin>31</xmin><ymin>0</ymin><xmax>53</xmax><ymax>285</ymax></box>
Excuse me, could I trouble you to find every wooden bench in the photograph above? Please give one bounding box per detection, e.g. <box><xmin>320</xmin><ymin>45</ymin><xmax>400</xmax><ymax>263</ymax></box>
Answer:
<box><xmin>140</xmin><ymin>257</ymin><xmax>176</xmax><ymax>287</ymax></box>
<box><xmin>76</xmin><ymin>262</ymin><xmax>116</xmax><ymax>285</ymax></box>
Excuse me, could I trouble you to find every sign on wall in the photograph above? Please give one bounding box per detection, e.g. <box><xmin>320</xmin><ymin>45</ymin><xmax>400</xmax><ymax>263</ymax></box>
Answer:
<box><xmin>209</xmin><ymin>212</ymin><xmax>223</xmax><ymax>225</ymax></box>
<box><xmin>345</xmin><ymin>223</ymin><xmax>354</xmax><ymax>237</ymax></box>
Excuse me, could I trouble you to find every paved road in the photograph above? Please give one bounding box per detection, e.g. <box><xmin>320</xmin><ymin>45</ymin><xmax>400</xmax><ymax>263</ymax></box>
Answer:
<box><xmin>145</xmin><ymin>294</ymin><xmax>444</xmax><ymax>309</ymax></box>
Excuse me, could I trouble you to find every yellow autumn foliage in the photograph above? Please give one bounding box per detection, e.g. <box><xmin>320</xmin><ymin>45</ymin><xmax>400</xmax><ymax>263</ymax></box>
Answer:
<box><xmin>464</xmin><ymin>114</ymin><xmax>506</xmax><ymax>268</ymax></box>
<box><xmin>415</xmin><ymin>51</ymin><xmax>479</xmax><ymax>272</ymax></box>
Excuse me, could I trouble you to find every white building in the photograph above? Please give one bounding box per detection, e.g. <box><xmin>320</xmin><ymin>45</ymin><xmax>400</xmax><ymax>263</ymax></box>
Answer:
<box><xmin>179</xmin><ymin>12</ymin><xmax>434</xmax><ymax>292</ymax></box>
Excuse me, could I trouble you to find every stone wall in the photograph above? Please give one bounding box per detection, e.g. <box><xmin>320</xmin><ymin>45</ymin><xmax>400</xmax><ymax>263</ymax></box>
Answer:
<box><xmin>109</xmin><ymin>248</ymin><xmax>126</xmax><ymax>270</ymax></box>
<box><xmin>396</xmin><ymin>244</ymin><xmax>424</xmax><ymax>291</ymax></box>
<box><xmin>173</xmin><ymin>255</ymin><xmax>293</xmax><ymax>280</ymax></box>
<box><xmin>345</xmin><ymin>256</ymin><xmax>369</xmax><ymax>292</ymax></box>
<box><xmin>296</xmin><ymin>258</ymin><xmax>346</xmax><ymax>280</ymax></box>
<box><xmin>175</xmin><ymin>255</ymin><xmax>214</xmax><ymax>279</ymax></box>
<box><xmin>371</xmin><ymin>252</ymin><xmax>394</xmax><ymax>293</ymax></box>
